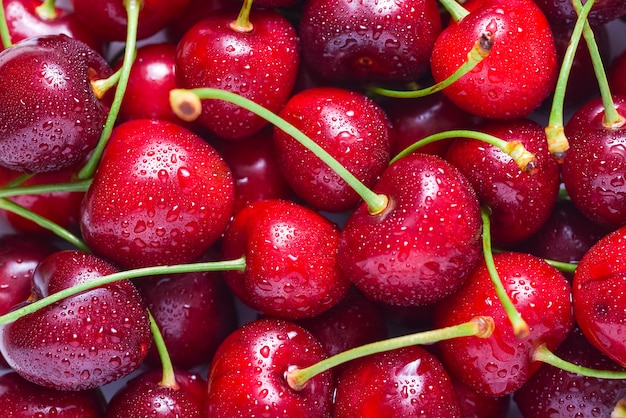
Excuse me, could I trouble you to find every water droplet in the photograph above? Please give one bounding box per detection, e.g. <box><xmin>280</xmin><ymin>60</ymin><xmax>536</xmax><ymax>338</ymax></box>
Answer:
<box><xmin>260</xmin><ymin>346</ymin><xmax>271</xmax><ymax>358</ymax></box>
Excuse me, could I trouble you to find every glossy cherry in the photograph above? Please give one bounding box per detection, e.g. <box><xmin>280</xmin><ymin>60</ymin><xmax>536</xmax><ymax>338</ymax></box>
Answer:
<box><xmin>434</xmin><ymin>251</ymin><xmax>574</xmax><ymax>396</ymax></box>
<box><xmin>338</xmin><ymin>153</ymin><xmax>483</xmax><ymax>307</ymax></box>
<box><xmin>273</xmin><ymin>86</ymin><xmax>391</xmax><ymax>212</ymax></box>
<box><xmin>0</xmin><ymin>250</ymin><xmax>152</xmax><ymax>390</ymax></box>
<box><xmin>533</xmin><ymin>0</ymin><xmax>626</xmax><ymax>27</ymax></box>
<box><xmin>609</xmin><ymin>48</ymin><xmax>626</xmax><ymax>97</ymax></box>
<box><xmin>451</xmin><ymin>377</ymin><xmax>510</xmax><ymax>418</ymax></box>
<box><xmin>80</xmin><ymin>119</ymin><xmax>234</xmax><ymax>269</ymax></box>
<box><xmin>205</xmin><ymin>317</ymin><xmax>333</xmax><ymax>417</ymax></box>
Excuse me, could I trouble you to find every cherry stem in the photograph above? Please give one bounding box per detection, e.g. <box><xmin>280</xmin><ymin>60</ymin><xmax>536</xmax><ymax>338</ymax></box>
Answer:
<box><xmin>35</xmin><ymin>0</ymin><xmax>58</xmax><ymax>20</ymax></box>
<box><xmin>169</xmin><ymin>88</ymin><xmax>389</xmax><ymax>215</ymax></box>
<box><xmin>481</xmin><ymin>207</ymin><xmax>530</xmax><ymax>338</ymax></box>
<box><xmin>285</xmin><ymin>315</ymin><xmax>494</xmax><ymax>391</ymax></box>
<box><xmin>533</xmin><ymin>343</ymin><xmax>626</xmax><ymax>379</ymax></box>
<box><xmin>543</xmin><ymin>258</ymin><xmax>577</xmax><ymax>274</ymax></box>
<box><xmin>148</xmin><ymin>310</ymin><xmax>180</xmax><ymax>390</ymax></box>
<box><xmin>0</xmin><ymin>198</ymin><xmax>90</xmax><ymax>252</ymax></box>
<box><xmin>78</xmin><ymin>0</ymin><xmax>142</xmax><ymax>180</ymax></box>
<box><xmin>545</xmin><ymin>0</ymin><xmax>594</xmax><ymax>161</ymax></box>
<box><xmin>0</xmin><ymin>0</ymin><xmax>12</xmax><ymax>49</ymax></box>
<box><xmin>0</xmin><ymin>256</ymin><xmax>247</xmax><ymax>326</ymax></box>
<box><xmin>572</xmin><ymin>0</ymin><xmax>626</xmax><ymax>129</ymax></box>
<box><xmin>369</xmin><ymin>32</ymin><xmax>492</xmax><ymax>98</ymax></box>
<box><xmin>436</xmin><ymin>0</ymin><xmax>469</xmax><ymax>21</ymax></box>
<box><xmin>0</xmin><ymin>179</ymin><xmax>91</xmax><ymax>198</ymax></box>
<box><xmin>229</xmin><ymin>0</ymin><xmax>254</xmax><ymax>33</ymax></box>
<box><xmin>612</xmin><ymin>399</ymin><xmax>626</xmax><ymax>418</ymax></box>
<box><xmin>91</xmin><ymin>66</ymin><xmax>123</xmax><ymax>100</ymax></box>
<box><xmin>390</xmin><ymin>129</ymin><xmax>538</xmax><ymax>174</ymax></box>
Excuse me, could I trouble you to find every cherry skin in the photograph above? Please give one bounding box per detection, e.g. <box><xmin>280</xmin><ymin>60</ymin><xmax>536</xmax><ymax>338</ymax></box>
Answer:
<box><xmin>0</xmin><ymin>34</ymin><xmax>111</xmax><ymax>173</ymax></box>
<box><xmin>609</xmin><ymin>48</ymin><xmax>626</xmax><ymax>97</ymax></box>
<box><xmin>338</xmin><ymin>153</ymin><xmax>483</xmax><ymax>307</ymax></box>
<box><xmin>562</xmin><ymin>95</ymin><xmax>626</xmax><ymax>230</ymax></box>
<box><xmin>175</xmin><ymin>7</ymin><xmax>300</xmax><ymax>140</ymax></box>
<box><xmin>80</xmin><ymin>119</ymin><xmax>235</xmax><ymax>270</ymax></box>
<box><xmin>205</xmin><ymin>317</ymin><xmax>334</xmax><ymax>418</ymax></box>
<box><xmin>451</xmin><ymin>377</ymin><xmax>510</xmax><ymax>418</ymax></box>
<box><xmin>332</xmin><ymin>345</ymin><xmax>462</xmax><ymax>417</ymax></box>
<box><xmin>573</xmin><ymin>225</ymin><xmax>626</xmax><ymax>367</ymax></box>
<box><xmin>433</xmin><ymin>251</ymin><xmax>574</xmax><ymax>397</ymax></box>
<box><xmin>299</xmin><ymin>0</ymin><xmax>441</xmax><ymax>84</ymax></box>
<box><xmin>221</xmin><ymin>199</ymin><xmax>350</xmax><ymax>320</ymax></box>
<box><xmin>273</xmin><ymin>86</ymin><xmax>391</xmax><ymax>213</ymax></box>
<box><xmin>0</xmin><ymin>250</ymin><xmax>152</xmax><ymax>391</ymax></box>
<box><xmin>105</xmin><ymin>369</ymin><xmax>206</xmax><ymax>417</ymax></box>
<box><xmin>0</xmin><ymin>371</ymin><xmax>106</xmax><ymax>417</ymax></box>
<box><xmin>430</xmin><ymin>0</ymin><xmax>558</xmax><ymax>119</ymax></box>
<box><xmin>445</xmin><ymin>118</ymin><xmax>561</xmax><ymax>247</ymax></box>
<box><xmin>533</xmin><ymin>0</ymin><xmax>626</xmax><ymax>27</ymax></box>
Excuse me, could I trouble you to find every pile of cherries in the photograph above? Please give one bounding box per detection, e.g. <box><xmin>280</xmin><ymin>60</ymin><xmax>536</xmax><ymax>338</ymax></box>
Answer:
<box><xmin>1</xmin><ymin>0</ymin><xmax>626</xmax><ymax>416</ymax></box>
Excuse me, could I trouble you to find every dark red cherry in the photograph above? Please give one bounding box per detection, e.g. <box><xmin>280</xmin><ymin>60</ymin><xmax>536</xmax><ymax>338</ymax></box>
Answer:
<box><xmin>175</xmin><ymin>7</ymin><xmax>299</xmax><ymax>140</ymax></box>
<box><xmin>338</xmin><ymin>153</ymin><xmax>482</xmax><ymax>307</ymax></box>
<box><xmin>0</xmin><ymin>371</ymin><xmax>106</xmax><ymax>417</ymax></box>
<box><xmin>430</xmin><ymin>0</ymin><xmax>558</xmax><ymax>119</ymax></box>
<box><xmin>533</xmin><ymin>0</ymin><xmax>626</xmax><ymax>27</ymax></box>
<box><xmin>333</xmin><ymin>345</ymin><xmax>462</xmax><ymax>417</ymax></box>
<box><xmin>434</xmin><ymin>252</ymin><xmax>574</xmax><ymax>397</ymax></box>
<box><xmin>0</xmin><ymin>250</ymin><xmax>152</xmax><ymax>391</ymax></box>
<box><xmin>609</xmin><ymin>48</ymin><xmax>626</xmax><ymax>97</ymax></box>
<box><xmin>205</xmin><ymin>317</ymin><xmax>333</xmax><ymax>417</ymax></box>
<box><xmin>451</xmin><ymin>378</ymin><xmax>510</xmax><ymax>418</ymax></box>
<box><xmin>573</xmin><ymin>225</ymin><xmax>626</xmax><ymax>367</ymax></box>
<box><xmin>80</xmin><ymin>119</ymin><xmax>235</xmax><ymax>269</ymax></box>
<box><xmin>273</xmin><ymin>87</ymin><xmax>391</xmax><ymax>212</ymax></box>
<box><xmin>165</xmin><ymin>0</ymin><xmax>231</xmax><ymax>41</ymax></box>
<box><xmin>445</xmin><ymin>118</ymin><xmax>561</xmax><ymax>247</ymax></box>
<box><xmin>221</xmin><ymin>199</ymin><xmax>350</xmax><ymax>320</ymax></box>
<box><xmin>299</xmin><ymin>0</ymin><xmax>442</xmax><ymax>84</ymax></box>
<box><xmin>561</xmin><ymin>95</ymin><xmax>626</xmax><ymax>229</ymax></box>
<box><xmin>0</xmin><ymin>34</ymin><xmax>111</xmax><ymax>173</ymax></box>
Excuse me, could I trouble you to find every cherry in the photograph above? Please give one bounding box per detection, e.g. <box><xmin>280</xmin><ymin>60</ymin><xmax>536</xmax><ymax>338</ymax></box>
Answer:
<box><xmin>273</xmin><ymin>86</ymin><xmax>391</xmax><ymax>212</ymax></box>
<box><xmin>0</xmin><ymin>370</ymin><xmax>106</xmax><ymax>417</ymax></box>
<box><xmin>337</xmin><ymin>152</ymin><xmax>483</xmax><ymax>307</ymax></box>
<box><xmin>433</xmin><ymin>251</ymin><xmax>574</xmax><ymax>396</ymax></box>
<box><xmin>0</xmin><ymin>250</ymin><xmax>152</xmax><ymax>391</ymax></box>
<box><xmin>573</xmin><ymin>225</ymin><xmax>626</xmax><ymax>367</ymax></box>
<box><xmin>80</xmin><ymin>119</ymin><xmax>234</xmax><ymax>269</ymax></box>
<box><xmin>0</xmin><ymin>34</ymin><xmax>111</xmax><ymax>173</ymax></box>
<box><xmin>609</xmin><ymin>47</ymin><xmax>626</xmax><ymax>97</ymax></box>
<box><xmin>105</xmin><ymin>368</ymin><xmax>206</xmax><ymax>417</ymax></box>
<box><xmin>204</xmin><ymin>317</ymin><xmax>334</xmax><ymax>417</ymax></box>
<box><xmin>165</xmin><ymin>0</ymin><xmax>231</xmax><ymax>41</ymax></box>
<box><xmin>430</xmin><ymin>0</ymin><xmax>558</xmax><ymax>119</ymax></box>
<box><xmin>451</xmin><ymin>377</ymin><xmax>511</xmax><ymax>418</ymax></box>
<box><xmin>332</xmin><ymin>345</ymin><xmax>463</xmax><ymax>417</ymax></box>
<box><xmin>221</xmin><ymin>199</ymin><xmax>350</xmax><ymax>320</ymax></box>
<box><xmin>514</xmin><ymin>327</ymin><xmax>626</xmax><ymax>418</ymax></box>
<box><xmin>298</xmin><ymin>0</ymin><xmax>442</xmax><ymax>84</ymax></box>
<box><xmin>175</xmin><ymin>4</ymin><xmax>300</xmax><ymax>140</ymax></box>
<box><xmin>533</xmin><ymin>0</ymin><xmax>626</xmax><ymax>27</ymax></box>
<box><xmin>445</xmin><ymin>118</ymin><xmax>561</xmax><ymax>247</ymax></box>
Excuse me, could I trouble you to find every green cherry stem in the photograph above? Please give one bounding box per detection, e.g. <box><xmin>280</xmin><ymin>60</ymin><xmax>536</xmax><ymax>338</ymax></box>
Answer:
<box><xmin>0</xmin><ymin>198</ymin><xmax>90</xmax><ymax>252</ymax></box>
<box><xmin>436</xmin><ymin>0</ymin><xmax>469</xmax><ymax>21</ymax></box>
<box><xmin>369</xmin><ymin>32</ymin><xmax>492</xmax><ymax>99</ymax></box>
<box><xmin>0</xmin><ymin>179</ymin><xmax>91</xmax><ymax>198</ymax></box>
<box><xmin>35</xmin><ymin>0</ymin><xmax>58</xmax><ymax>20</ymax></box>
<box><xmin>78</xmin><ymin>0</ymin><xmax>142</xmax><ymax>180</ymax></box>
<box><xmin>543</xmin><ymin>258</ymin><xmax>577</xmax><ymax>274</ymax></box>
<box><xmin>148</xmin><ymin>310</ymin><xmax>179</xmax><ymax>390</ymax></box>
<box><xmin>544</xmin><ymin>0</ymin><xmax>594</xmax><ymax>161</ymax></box>
<box><xmin>0</xmin><ymin>0</ymin><xmax>12</xmax><ymax>49</ymax></box>
<box><xmin>229</xmin><ymin>0</ymin><xmax>254</xmax><ymax>32</ymax></box>
<box><xmin>481</xmin><ymin>206</ymin><xmax>530</xmax><ymax>338</ymax></box>
<box><xmin>0</xmin><ymin>256</ymin><xmax>247</xmax><ymax>326</ymax></box>
<box><xmin>170</xmin><ymin>88</ymin><xmax>389</xmax><ymax>215</ymax></box>
<box><xmin>533</xmin><ymin>343</ymin><xmax>626</xmax><ymax>379</ymax></box>
<box><xmin>286</xmin><ymin>315</ymin><xmax>495</xmax><ymax>391</ymax></box>
<box><xmin>572</xmin><ymin>0</ymin><xmax>626</xmax><ymax>129</ymax></box>
<box><xmin>390</xmin><ymin>129</ymin><xmax>538</xmax><ymax>174</ymax></box>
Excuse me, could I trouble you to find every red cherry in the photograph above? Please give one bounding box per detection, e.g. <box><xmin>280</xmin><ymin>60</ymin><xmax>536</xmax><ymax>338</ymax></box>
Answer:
<box><xmin>0</xmin><ymin>250</ymin><xmax>152</xmax><ymax>391</ymax></box>
<box><xmin>434</xmin><ymin>252</ymin><xmax>574</xmax><ymax>396</ymax></box>
<box><xmin>533</xmin><ymin>0</ymin><xmax>626</xmax><ymax>27</ymax></box>
<box><xmin>451</xmin><ymin>377</ymin><xmax>511</xmax><ymax>418</ymax></box>
<box><xmin>80</xmin><ymin>119</ymin><xmax>234</xmax><ymax>269</ymax></box>
<box><xmin>430</xmin><ymin>0</ymin><xmax>558</xmax><ymax>119</ymax></box>
<box><xmin>221</xmin><ymin>199</ymin><xmax>350</xmax><ymax>320</ymax></box>
<box><xmin>338</xmin><ymin>153</ymin><xmax>482</xmax><ymax>307</ymax></box>
<box><xmin>273</xmin><ymin>87</ymin><xmax>391</xmax><ymax>212</ymax></box>
<box><xmin>609</xmin><ymin>48</ymin><xmax>626</xmax><ymax>97</ymax></box>
<box><xmin>205</xmin><ymin>317</ymin><xmax>333</xmax><ymax>417</ymax></box>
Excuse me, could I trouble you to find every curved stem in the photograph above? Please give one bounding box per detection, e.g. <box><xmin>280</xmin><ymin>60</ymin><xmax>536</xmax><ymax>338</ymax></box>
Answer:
<box><xmin>545</xmin><ymin>0</ymin><xmax>595</xmax><ymax>161</ymax></box>
<box><xmin>0</xmin><ymin>256</ymin><xmax>246</xmax><ymax>326</ymax></box>
<box><xmin>230</xmin><ymin>0</ymin><xmax>254</xmax><ymax>32</ymax></box>
<box><xmin>286</xmin><ymin>315</ymin><xmax>494</xmax><ymax>391</ymax></box>
<box><xmin>148</xmin><ymin>310</ymin><xmax>179</xmax><ymax>390</ymax></box>
<box><xmin>436</xmin><ymin>0</ymin><xmax>469</xmax><ymax>21</ymax></box>
<box><xmin>170</xmin><ymin>88</ymin><xmax>389</xmax><ymax>215</ymax></box>
<box><xmin>533</xmin><ymin>343</ymin><xmax>626</xmax><ymax>379</ymax></box>
<box><xmin>390</xmin><ymin>129</ymin><xmax>537</xmax><ymax>174</ymax></box>
<box><xmin>78</xmin><ymin>0</ymin><xmax>141</xmax><ymax>180</ymax></box>
<box><xmin>91</xmin><ymin>67</ymin><xmax>123</xmax><ymax>100</ymax></box>
<box><xmin>35</xmin><ymin>0</ymin><xmax>58</xmax><ymax>20</ymax></box>
<box><xmin>543</xmin><ymin>258</ymin><xmax>577</xmax><ymax>274</ymax></box>
<box><xmin>481</xmin><ymin>207</ymin><xmax>529</xmax><ymax>338</ymax></box>
<box><xmin>0</xmin><ymin>198</ymin><xmax>90</xmax><ymax>252</ymax></box>
<box><xmin>0</xmin><ymin>0</ymin><xmax>12</xmax><ymax>49</ymax></box>
<box><xmin>0</xmin><ymin>179</ymin><xmax>91</xmax><ymax>198</ymax></box>
<box><xmin>369</xmin><ymin>32</ymin><xmax>492</xmax><ymax>98</ymax></box>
